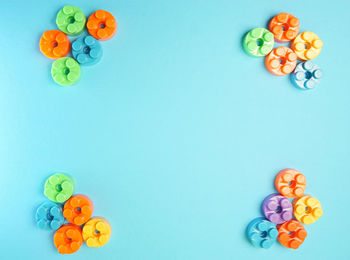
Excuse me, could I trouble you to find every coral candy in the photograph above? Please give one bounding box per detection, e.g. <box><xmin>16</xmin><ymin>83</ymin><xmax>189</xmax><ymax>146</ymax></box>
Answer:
<box><xmin>51</xmin><ymin>57</ymin><xmax>81</xmax><ymax>86</ymax></box>
<box><xmin>87</xmin><ymin>10</ymin><xmax>117</xmax><ymax>41</ymax></box>
<box><xmin>56</xmin><ymin>5</ymin><xmax>86</xmax><ymax>35</ymax></box>
<box><xmin>44</xmin><ymin>173</ymin><xmax>75</xmax><ymax>203</ymax></box>
<box><xmin>247</xmin><ymin>217</ymin><xmax>278</xmax><ymax>249</ymax></box>
<box><xmin>63</xmin><ymin>194</ymin><xmax>94</xmax><ymax>225</ymax></box>
<box><xmin>293</xmin><ymin>195</ymin><xmax>323</xmax><ymax>225</ymax></box>
<box><xmin>278</xmin><ymin>220</ymin><xmax>307</xmax><ymax>249</ymax></box>
<box><xmin>275</xmin><ymin>168</ymin><xmax>306</xmax><ymax>198</ymax></box>
<box><xmin>39</xmin><ymin>30</ymin><xmax>70</xmax><ymax>59</ymax></box>
<box><xmin>35</xmin><ymin>201</ymin><xmax>65</xmax><ymax>230</ymax></box>
<box><xmin>268</xmin><ymin>13</ymin><xmax>299</xmax><ymax>43</ymax></box>
<box><xmin>54</xmin><ymin>224</ymin><xmax>83</xmax><ymax>254</ymax></box>
<box><xmin>291</xmin><ymin>61</ymin><xmax>322</xmax><ymax>89</ymax></box>
<box><xmin>265</xmin><ymin>47</ymin><xmax>297</xmax><ymax>76</ymax></box>
<box><xmin>291</xmin><ymin>31</ymin><xmax>323</xmax><ymax>60</ymax></box>
<box><xmin>262</xmin><ymin>193</ymin><xmax>293</xmax><ymax>224</ymax></box>
<box><xmin>72</xmin><ymin>35</ymin><xmax>103</xmax><ymax>65</ymax></box>
<box><xmin>83</xmin><ymin>217</ymin><xmax>112</xmax><ymax>247</ymax></box>
<box><xmin>243</xmin><ymin>28</ymin><xmax>274</xmax><ymax>57</ymax></box>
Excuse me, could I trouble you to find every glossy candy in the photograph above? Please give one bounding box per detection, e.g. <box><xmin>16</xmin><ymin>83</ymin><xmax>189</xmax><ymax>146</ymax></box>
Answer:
<box><xmin>87</xmin><ymin>10</ymin><xmax>117</xmax><ymax>41</ymax></box>
<box><xmin>265</xmin><ymin>47</ymin><xmax>297</xmax><ymax>76</ymax></box>
<box><xmin>268</xmin><ymin>13</ymin><xmax>299</xmax><ymax>43</ymax></box>
<box><xmin>56</xmin><ymin>5</ymin><xmax>86</xmax><ymax>35</ymax></box>
<box><xmin>72</xmin><ymin>35</ymin><xmax>103</xmax><ymax>65</ymax></box>
<box><xmin>278</xmin><ymin>220</ymin><xmax>307</xmax><ymax>249</ymax></box>
<box><xmin>243</xmin><ymin>28</ymin><xmax>274</xmax><ymax>57</ymax></box>
<box><xmin>262</xmin><ymin>193</ymin><xmax>293</xmax><ymax>224</ymax></box>
<box><xmin>247</xmin><ymin>217</ymin><xmax>278</xmax><ymax>249</ymax></box>
<box><xmin>63</xmin><ymin>194</ymin><xmax>94</xmax><ymax>225</ymax></box>
<box><xmin>35</xmin><ymin>201</ymin><xmax>65</xmax><ymax>230</ymax></box>
<box><xmin>275</xmin><ymin>168</ymin><xmax>306</xmax><ymax>198</ymax></box>
<box><xmin>291</xmin><ymin>31</ymin><xmax>323</xmax><ymax>60</ymax></box>
<box><xmin>44</xmin><ymin>173</ymin><xmax>75</xmax><ymax>203</ymax></box>
<box><xmin>291</xmin><ymin>61</ymin><xmax>322</xmax><ymax>90</ymax></box>
<box><xmin>83</xmin><ymin>217</ymin><xmax>112</xmax><ymax>247</ymax></box>
<box><xmin>54</xmin><ymin>224</ymin><xmax>83</xmax><ymax>254</ymax></box>
<box><xmin>51</xmin><ymin>57</ymin><xmax>81</xmax><ymax>86</ymax></box>
<box><xmin>293</xmin><ymin>195</ymin><xmax>323</xmax><ymax>225</ymax></box>
<box><xmin>39</xmin><ymin>30</ymin><xmax>70</xmax><ymax>59</ymax></box>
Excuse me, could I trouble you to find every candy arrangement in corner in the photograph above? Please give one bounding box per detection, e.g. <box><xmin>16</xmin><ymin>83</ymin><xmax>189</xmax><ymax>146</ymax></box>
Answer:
<box><xmin>35</xmin><ymin>173</ymin><xmax>112</xmax><ymax>254</ymax></box>
<box><xmin>39</xmin><ymin>5</ymin><xmax>117</xmax><ymax>86</ymax></box>
<box><xmin>243</xmin><ymin>13</ymin><xmax>323</xmax><ymax>90</ymax></box>
<box><xmin>246</xmin><ymin>168</ymin><xmax>323</xmax><ymax>249</ymax></box>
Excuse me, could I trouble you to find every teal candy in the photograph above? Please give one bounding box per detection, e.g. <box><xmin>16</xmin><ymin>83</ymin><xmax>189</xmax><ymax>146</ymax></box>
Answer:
<box><xmin>291</xmin><ymin>61</ymin><xmax>322</xmax><ymax>90</ymax></box>
<box><xmin>35</xmin><ymin>201</ymin><xmax>65</xmax><ymax>230</ymax></box>
<box><xmin>247</xmin><ymin>217</ymin><xmax>278</xmax><ymax>249</ymax></box>
<box><xmin>72</xmin><ymin>35</ymin><xmax>103</xmax><ymax>66</ymax></box>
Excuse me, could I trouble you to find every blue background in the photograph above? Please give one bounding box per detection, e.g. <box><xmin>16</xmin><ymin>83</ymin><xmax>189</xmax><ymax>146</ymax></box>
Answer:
<box><xmin>1</xmin><ymin>0</ymin><xmax>349</xmax><ymax>259</ymax></box>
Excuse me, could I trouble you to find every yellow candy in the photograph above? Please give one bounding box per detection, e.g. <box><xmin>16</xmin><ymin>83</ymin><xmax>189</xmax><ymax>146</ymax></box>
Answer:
<box><xmin>291</xmin><ymin>31</ymin><xmax>323</xmax><ymax>60</ymax></box>
<box><xmin>293</xmin><ymin>195</ymin><xmax>323</xmax><ymax>225</ymax></box>
<box><xmin>82</xmin><ymin>217</ymin><xmax>112</xmax><ymax>247</ymax></box>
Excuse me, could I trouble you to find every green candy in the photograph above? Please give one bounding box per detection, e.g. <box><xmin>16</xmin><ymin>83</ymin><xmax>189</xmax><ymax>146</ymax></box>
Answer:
<box><xmin>44</xmin><ymin>173</ymin><xmax>75</xmax><ymax>203</ymax></box>
<box><xmin>51</xmin><ymin>57</ymin><xmax>81</xmax><ymax>86</ymax></box>
<box><xmin>243</xmin><ymin>28</ymin><xmax>274</xmax><ymax>57</ymax></box>
<box><xmin>56</xmin><ymin>5</ymin><xmax>86</xmax><ymax>35</ymax></box>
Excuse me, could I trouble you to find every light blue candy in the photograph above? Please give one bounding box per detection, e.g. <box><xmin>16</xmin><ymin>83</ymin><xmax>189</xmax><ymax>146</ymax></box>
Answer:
<box><xmin>72</xmin><ymin>35</ymin><xmax>103</xmax><ymax>66</ymax></box>
<box><xmin>35</xmin><ymin>201</ymin><xmax>65</xmax><ymax>230</ymax></box>
<box><xmin>247</xmin><ymin>217</ymin><xmax>278</xmax><ymax>249</ymax></box>
<box><xmin>291</xmin><ymin>61</ymin><xmax>322</xmax><ymax>90</ymax></box>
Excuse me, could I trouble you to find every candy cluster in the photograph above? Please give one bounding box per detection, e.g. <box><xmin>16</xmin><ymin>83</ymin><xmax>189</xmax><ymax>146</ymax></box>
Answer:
<box><xmin>247</xmin><ymin>168</ymin><xmax>323</xmax><ymax>249</ymax></box>
<box><xmin>39</xmin><ymin>5</ymin><xmax>117</xmax><ymax>86</ymax></box>
<box><xmin>35</xmin><ymin>173</ymin><xmax>112</xmax><ymax>254</ymax></box>
<box><xmin>243</xmin><ymin>13</ymin><xmax>323</xmax><ymax>90</ymax></box>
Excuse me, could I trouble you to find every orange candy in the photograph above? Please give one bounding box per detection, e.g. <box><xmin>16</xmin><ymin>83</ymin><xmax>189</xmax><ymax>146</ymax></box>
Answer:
<box><xmin>63</xmin><ymin>194</ymin><xmax>94</xmax><ymax>225</ymax></box>
<box><xmin>278</xmin><ymin>220</ymin><xmax>307</xmax><ymax>249</ymax></box>
<box><xmin>265</xmin><ymin>47</ymin><xmax>297</xmax><ymax>76</ymax></box>
<box><xmin>275</xmin><ymin>168</ymin><xmax>306</xmax><ymax>198</ymax></box>
<box><xmin>268</xmin><ymin>13</ymin><xmax>300</xmax><ymax>43</ymax></box>
<box><xmin>87</xmin><ymin>10</ymin><xmax>117</xmax><ymax>41</ymax></box>
<box><xmin>54</xmin><ymin>224</ymin><xmax>83</xmax><ymax>254</ymax></box>
<box><xmin>39</xmin><ymin>30</ymin><xmax>70</xmax><ymax>59</ymax></box>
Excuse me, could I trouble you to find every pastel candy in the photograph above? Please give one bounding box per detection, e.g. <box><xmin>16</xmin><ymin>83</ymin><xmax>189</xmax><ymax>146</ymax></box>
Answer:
<box><xmin>262</xmin><ymin>193</ymin><xmax>293</xmax><ymax>224</ymax></box>
<box><xmin>36</xmin><ymin>201</ymin><xmax>65</xmax><ymax>230</ymax></box>
<box><xmin>291</xmin><ymin>61</ymin><xmax>322</xmax><ymax>90</ymax></box>
<box><xmin>247</xmin><ymin>217</ymin><xmax>278</xmax><ymax>249</ymax></box>
<box><xmin>72</xmin><ymin>35</ymin><xmax>103</xmax><ymax>65</ymax></box>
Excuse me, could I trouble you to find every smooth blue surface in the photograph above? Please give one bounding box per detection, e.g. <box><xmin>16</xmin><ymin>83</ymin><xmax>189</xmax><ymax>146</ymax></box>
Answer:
<box><xmin>1</xmin><ymin>0</ymin><xmax>349</xmax><ymax>259</ymax></box>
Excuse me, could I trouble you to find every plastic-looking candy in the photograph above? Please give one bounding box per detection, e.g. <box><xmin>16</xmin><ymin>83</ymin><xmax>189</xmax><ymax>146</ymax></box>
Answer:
<box><xmin>56</xmin><ymin>5</ymin><xmax>86</xmax><ymax>36</ymax></box>
<box><xmin>246</xmin><ymin>217</ymin><xmax>278</xmax><ymax>249</ymax></box>
<box><xmin>44</xmin><ymin>173</ymin><xmax>75</xmax><ymax>203</ymax></box>
<box><xmin>291</xmin><ymin>31</ymin><xmax>323</xmax><ymax>60</ymax></box>
<box><xmin>82</xmin><ymin>217</ymin><xmax>112</xmax><ymax>247</ymax></box>
<box><xmin>51</xmin><ymin>57</ymin><xmax>81</xmax><ymax>86</ymax></box>
<box><xmin>268</xmin><ymin>13</ymin><xmax>299</xmax><ymax>43</ymax></box>
<box><xmin>243</xmin><ymin>28</ymin><xmax>274</xmax><ymax>57</ymax></box>
<box><xmin>35</xmin><ymin>201</ymin><xmax>65</xmax><ymax>230</ymax></box>
<box><xmin>265</xmin><ymin>47</ymin><xmax>297</xmax><ymax>76</ymax></box>
<box><xmin>72</xmin><ymin>35</ymin><xmax>103</xmax><ymax>65</ymax></box>
<box><xmin>54</xmin><ymin>224</ymin><xmax>83</xmax><ymax>254</ymax></box>
<box><xmin>291</xmin><ymin>61</ymin><xmax>322</xmax><ymax>90</ymax></box>
<box><xmin>39</xmin><ymin>30</ymin><xmax>70</xmax><ymax>59</ymax></box>
<box><xmin>293</xmin><ymin>195</ymin><xmax>323</xmax><ymax>225</ymax></box>
<box><xmin>278</xmin><ymin>220</ymin><xmax>307</xmax><ymax>249</ymax></box>
<box><xmin>262</xmin><ymin>193</ymin><xmax>293</xmax><ymax>224</ymax></box>
<box><xmin>63</xmin><ymin>194</ymin><xmax>94</xmax><ymax>225</ymax></box>
<box><xmin>87</xmin><ymin>10</ymin><xmax>117</xmax><ymax>41</ymax></box>
<box><xmin>275</xmin><ymin>168</ymin><xmax>306</xmax><ymax>198</ymax></box>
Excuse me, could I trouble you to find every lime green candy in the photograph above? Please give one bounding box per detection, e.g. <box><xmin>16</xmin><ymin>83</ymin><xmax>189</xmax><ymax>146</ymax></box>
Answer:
<box><xmin>56</xmin><ymin>5</ymin><xmax>86</xmax><ymax>35</ymax></box>
<box><xmin>51</xmin><ymin>57</ymin><xmax>81</xmax><ymax>86</ymax></box>
<box><xmin>243</xmin><ymin>28</ymin><xmax>274</xmax><ymax>57</ymax></box>
<box><xmin>44</xmin><ymin>173</ymin><xmax>75</xmax><ymax>203</ymax></box>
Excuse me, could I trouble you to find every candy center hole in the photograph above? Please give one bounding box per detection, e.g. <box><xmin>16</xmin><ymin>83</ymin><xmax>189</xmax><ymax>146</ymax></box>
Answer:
<box><xmin>305</xmin><ymin>206</ymin><xmax>312</xmax><ymax>214</ymax></box>
<box><xmin>276</xmin><ymin>205</ymin><xmax>282</xmax><ymax>213</ymax></box>
<box><xmin>56</xmin><ymin>184</ymin><xmax>62</xmax><ymax>192</ymax></box>
<box><xmin>69</xmin><ymin>17</ymin><xmax>75</xmax><ymax>24</ymax></box>
<box><xmin>304</xmin><ymin>43</ymin><xmax>310</xmax><ymax>50</ymax></box>
<box><xmin>47</xmin><ymin>213</ymin><xmax>54</xmax><ymax>220</ymax></box>
<box><xmin>83</xmin><ymin>46</ymin><xmax>90</xmax><ymax>54</ymax></box>
<box><xmin>99</xmin><ymin>23</ymin><xmax>106</xmax><ymax>29</ymax></box>
<box><xmin>260</xmin><ymin>231</ymin><xmax>267</xmax><ymax>238</ymax></box>
<box><xmin>288</xmin><ymin>180</ymin><xmax>296</xmax><ymax>188</ymax></box>
<box><xmin>95</xmin><ymin>229</ymin><xmax>100</xmax><ymax>235</ymax></box>
<box><xmin>288</xmin><ymin>231</ymin><xmax>295</xmax><ymax>237</ymax></box>
<box><xmin>75</xmin><ymin>207</ymin><xmax>81</xmax><ymax>214</ymax></box>
<box><xmin>256</xmin><ymin>39</ymin><xmax>263</xmax><ymax>46</ymax></box>
<box><xmin>305</xmin><ymin>71</ymin><xmax>312</xmax><ymax>79</ymax></box>
<box><xmin>53</xmin><ymin>41</ymin><xmax>58</xmax><ymax>48</ymax></box>
<box><xmin>64</xmin><ymin>68</ymin><xmax>70</xmax><ymax>75</ymax></box>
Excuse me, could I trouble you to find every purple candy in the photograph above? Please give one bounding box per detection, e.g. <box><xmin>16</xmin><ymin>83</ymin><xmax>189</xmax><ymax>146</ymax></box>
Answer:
<box><xmin>261</xmin><ymin>193</ymin><xmax>292</xmax><ymax>224</ymax></box>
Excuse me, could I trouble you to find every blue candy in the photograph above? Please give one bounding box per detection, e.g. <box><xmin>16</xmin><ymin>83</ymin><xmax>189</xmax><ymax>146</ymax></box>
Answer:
<box><xmin>247</xmin><ymin>217</ymin><xmax>278</xmax><ymax>249</ymax></box>
<box><xmin>291</xmin><ymin>61</ymin><xmax>322</xmax><ymax>90</ymax></box>
<box><xmin>35</xmin><ymin>201</ymin><xmax>65</xmax><ymax>230</ymax></box>
<box><xmin>72</xmin><ymin>35</ymin><xmax>103</xmax><ymax>66</ymax></box>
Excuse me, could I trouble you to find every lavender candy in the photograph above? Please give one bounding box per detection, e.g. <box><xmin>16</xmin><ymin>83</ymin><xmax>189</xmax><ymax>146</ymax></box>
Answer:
<box><xmin>262</xmin><ymin>193</ymin><xmax>293</xmax><ymax>224</ymax></box>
